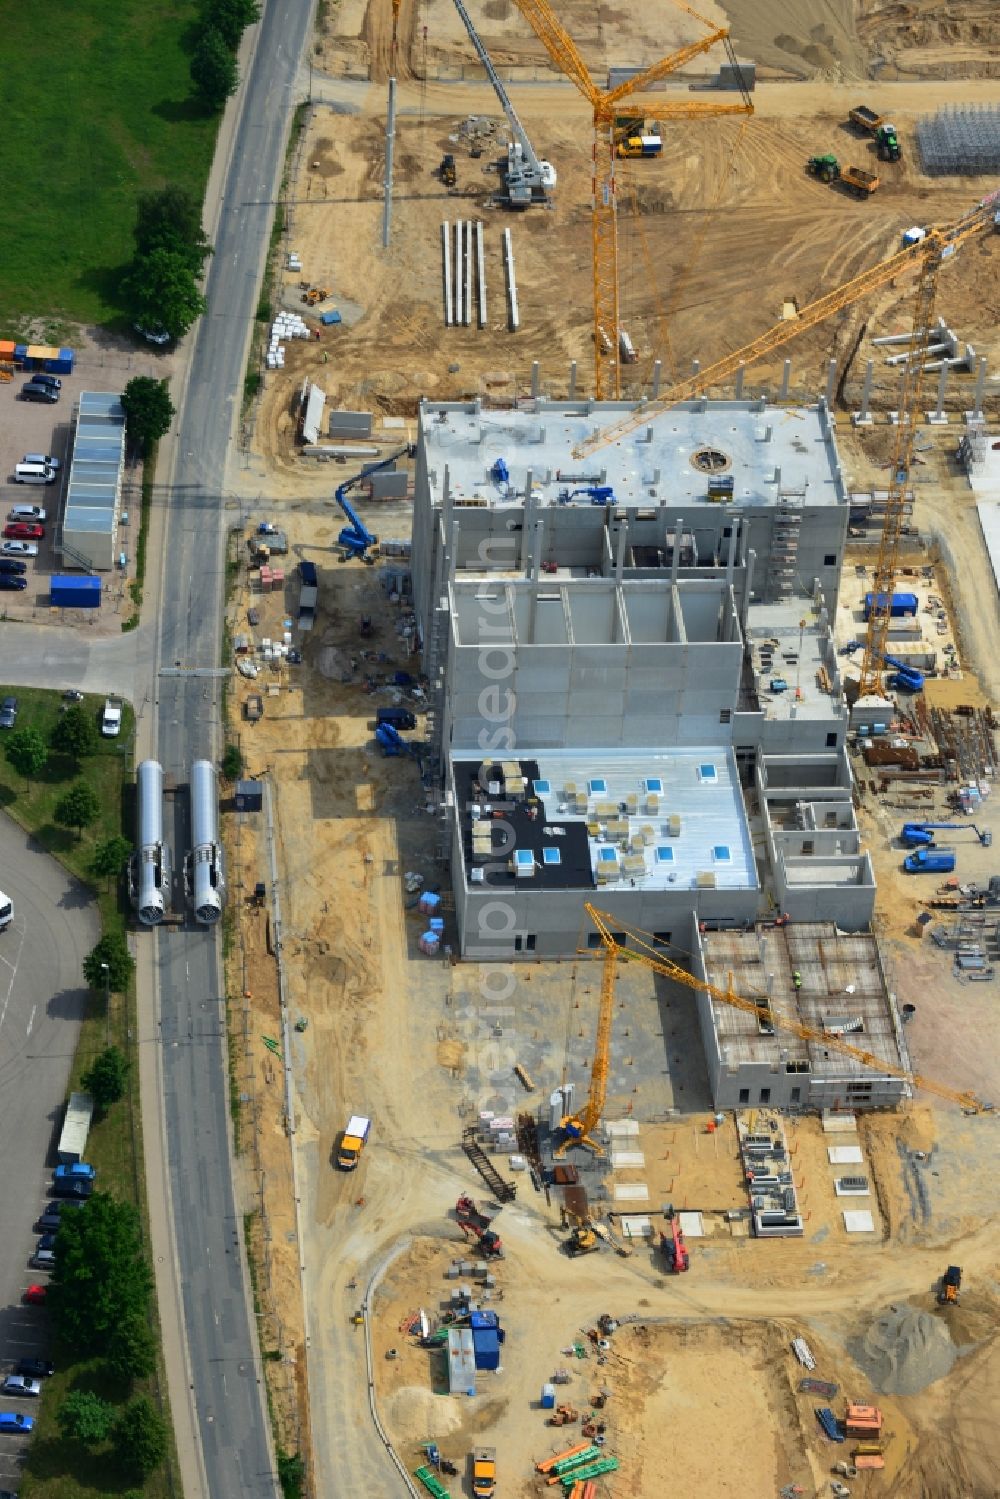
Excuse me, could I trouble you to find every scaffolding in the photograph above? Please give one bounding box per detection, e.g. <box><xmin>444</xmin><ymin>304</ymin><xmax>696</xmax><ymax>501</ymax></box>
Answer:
<box><xmin>916</xmin><ymin>106</ymin><xmax>1000</xmax><ymax>176</ymax></box>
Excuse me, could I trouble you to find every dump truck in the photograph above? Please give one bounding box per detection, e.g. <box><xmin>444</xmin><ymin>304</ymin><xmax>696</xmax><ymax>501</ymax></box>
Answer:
<box><xmin>849</xmin><ymin>104</ymin><xmax>883</xmax><ymax>134</ymax></box>
<box><xmin>904</xmin><ymin>846</ymin><xmax>956</xmax><ymax>875</ymax></box>
<box><xmin>938</xmin><ymin>1265</ymin><xmax>962</xmax><ymax>1305</ymax></box>
<box><xmin>840</xmin><ymin>165</ymin><xmax>879</xmax><ymax>197</ymax></box>
<box><xmin>616</xmin><ymin>134</ymin><xmax>662</xmax><ymax>158</ymax></box>
<box><xmin>337</xmin><ymin>1115</ymin><xmax>371</xmax><ymax>1170</ymax></box>
<box><xmin>471</xmin><ymin>1447</ymin><xmax>496</xmax><ymax>1498</ymax></box>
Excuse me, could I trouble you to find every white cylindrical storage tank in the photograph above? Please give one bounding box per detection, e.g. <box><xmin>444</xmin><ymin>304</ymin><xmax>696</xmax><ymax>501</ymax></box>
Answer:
<box><xmin>189</xmin><ymin>759</ymin><xmax>226</xmax><ymax>925</ymax></box>
<box><xmin>135</xmin><ymin>760</ymin><xmax>170</xmax><ymax>926</ymax></box>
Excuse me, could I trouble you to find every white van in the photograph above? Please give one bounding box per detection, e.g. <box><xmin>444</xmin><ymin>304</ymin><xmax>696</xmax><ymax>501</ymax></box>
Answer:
<box><xmin>0</xmin><ymin>890</ymin><xmax>13</xmax><ymax>930</ymax></box>
<box><xmin>13</xmin><ymin>463</ymin><xmax>56</xmax><ymax>486</ymax></box>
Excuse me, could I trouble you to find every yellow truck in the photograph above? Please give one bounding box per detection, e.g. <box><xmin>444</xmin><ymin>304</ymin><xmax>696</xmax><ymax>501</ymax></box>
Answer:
<box><xmin>472</xmin><ymin>1448</ymin><xmax>496</xmax><ymax>1498</ymax></box>
<box><xmin>337</xmin><ymin>1115</ymin><xmax>371</xmax><ymax>1170</ymax></box>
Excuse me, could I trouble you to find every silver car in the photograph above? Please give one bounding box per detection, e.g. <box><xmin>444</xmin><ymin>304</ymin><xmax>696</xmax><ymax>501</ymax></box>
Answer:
<box><xmin>0</xmin><ymin>542</ymin><xmax>39</xmax><ymax>558</ymax></box>
<box><xmin>0</xmin><ymin>1375</ymin><xmax>40</xmax><ymax>1398</ymax></box>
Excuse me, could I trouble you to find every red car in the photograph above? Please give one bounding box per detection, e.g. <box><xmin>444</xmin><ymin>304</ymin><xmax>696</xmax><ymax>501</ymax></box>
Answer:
<box><xmin>23</xmin><ymin>1284</ymin><xmax>47</xmax><ymax>1305</ymax></box>
<box><xmin>3</xmin><ymin>523</ymin><xmax>44</xmax><ymax>541</ymax></box>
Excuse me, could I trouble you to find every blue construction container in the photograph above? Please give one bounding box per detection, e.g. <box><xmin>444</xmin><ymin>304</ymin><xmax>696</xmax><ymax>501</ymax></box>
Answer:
<box><xmin>863</xmin><ymin>590</ymin><xmax>918</xmax><ymax>620</ymax></box>
<box><xmin>319</xmin><ymin>309</ymin><xmax>341</xmax><ymax>325</ymax></box>
<box><xmin>50</xmin><ymin>575</ymin><xmax>101</xmax><ymax>609</ymax></box>
<box><xmin>45</xmin><ymin>347</ymin><xmax>75</xmax><ymax>374</ymax></box>
<box><xmin>472</xmin><ymin>1329</ymin><xmax>500</xmax><ymax>1370</ymax></box>
<box><xmin>13</xmin><ymin>344</ymin><xmax>27</xmax><ymax>364</ymax></box>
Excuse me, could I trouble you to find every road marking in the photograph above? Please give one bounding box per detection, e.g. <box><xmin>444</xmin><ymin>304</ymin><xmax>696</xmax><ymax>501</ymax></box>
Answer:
<box><xmin>0</xmin><ymin>920</ymin><xmax>27</xmax><ymax>1035</ymax></box>
<box><xmin>26</xmin><ymin>1004</ymin><xmax>35</xmax><ymax>1036</ymax></box>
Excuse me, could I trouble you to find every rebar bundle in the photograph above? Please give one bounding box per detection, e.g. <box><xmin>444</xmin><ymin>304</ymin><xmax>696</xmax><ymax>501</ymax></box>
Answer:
<box><xmin>916</xmin><ymin>105</ymin><xmax>1000</xmax><ymax>175</ymax></box>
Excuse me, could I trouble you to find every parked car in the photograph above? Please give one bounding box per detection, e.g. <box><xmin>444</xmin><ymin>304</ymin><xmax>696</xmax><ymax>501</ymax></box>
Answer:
<box><xmin>16</xmin><ymin>1358</ymin><xmax>54</xmax><ymax>1379</ymax></box>
<box><xmin>62</xmin><ymin>688</ymin><xmax>83</xmax><ymax>701</ymax></box>
<box><xmin>23</xmin><ymin>453</ymin><xmax>60</xmax><ymax>471</ymax></box>
<box><xmin>35</xmin><ymin>1210</ymin><xmax>62</xmax><ymax>1233</ymax></box>
<box><xmin>36</xmin><ymin>1234</ymin><xmax>57</xmax><ymax>1252</ymax></box>
<box><xmin>20</xmin><ymin>383</ymin><xmax>58</xmax><ymax>404</ymax></box>
<box><xmin>30</xmin><ymin>1250</ymin><xmax>56</xmax><ymax>1271</ymax></box>
<box><xmin>53</xmin><ymin>1162</ymin><xmax>95</xmax><ymax>1183</ymax></box>
<box><xmin>1</xmin><ymin>1377</ymin><xmax>40</xmax><ymax>1399</ymax></box>
<box><xmin>50</xmin><ymin>1177</ymin><xmax>92</xmax><ymax>1199</ymax></box>
<box><xmin>133</xmin><ymin>322</ymin><xmax>171</xmax><ymax>347</ymax></box>
<box><xmin>3</xmin><ymin>524</ymin><xmax>44</xmax><ymax>541</ymax></box>
<box><xmin>0</xmin><ymin>699</ymin><xmax>18</xmax><ymax>730</ymax></box>
<box><xmin>0</xmin><ymin>560</ymin><xmax>27</xmax><ymax>576</ymax></box>
<box><xmin>0</xmin><ymin>542</ymin><xmax>38</xmax><ymax>558</ymax></box>
<box><xmin>8</xmin><ymin>506</ymin><xmax>47</xmax><ymax>522</ymax></box>
<box><xmin>0</xmin><ymin>577</ymin><xmax>28</xmax><ymax>592</ymax></box>
<box><xmin>28</xmin><ymin>374</ymin><xmax>61</xmax><ymax>392</ymax></box>
<box><xmin>0</xmin><ymin>1413</ymin><xmax>34</xmax><ymax>1433</ymax></box>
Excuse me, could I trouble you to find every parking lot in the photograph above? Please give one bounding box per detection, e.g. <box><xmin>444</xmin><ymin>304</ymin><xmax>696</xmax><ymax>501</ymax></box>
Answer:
<box><xmin>0</xmin><ymin>369</ymin><xmax>133</xmax><ymax>629</ymax></box>
<box><xmin>0</xmin><ymin>813</ymin><xmax>99</xmax><ymax>1493</ymax></box>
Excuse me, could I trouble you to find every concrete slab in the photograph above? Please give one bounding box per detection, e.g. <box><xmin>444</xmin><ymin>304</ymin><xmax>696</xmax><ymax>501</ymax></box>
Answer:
<box><xmin>610</xmin><ymin>1149</ymin><xmax>646</xmax><ymax>1168</ymax></box>
<box><xmin>828</xmin><ymin>1145</ymin><xmax>864</xmax><ymax>1164</ymax></box>
<box><xmin>821</xmin><ymin>1111</ymin><xmax>858</xmax><ymax>1134</ymax></box>
<box><xmin>679</xmin><ymin>1211</ymin><xmax>705</xmax><ymax>1238</ymax></box>
<box><xmin>606</xmin><ymin>1119</ymin><xmax>640</xmax><ymax>1138</ymax></box>
<box><xmin>843</xmin><ymin>1209</ymin><xmax>876</xmax><ymax>1233</ymax></box>
<box><xmin>613</xmin><ymin>1182</ymin><xmax>650</xmax><ymax>1202</ymax></box>
<box><xmin>619</xmin><ymin>1215</ymin><xmax>653</xmax><ymax>1239</ymax></box>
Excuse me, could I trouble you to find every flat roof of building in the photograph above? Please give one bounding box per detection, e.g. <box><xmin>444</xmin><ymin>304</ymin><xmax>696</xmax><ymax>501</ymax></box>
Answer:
<box><xmin>746</xmin><ymin>599</ymin><xmax>845</xmax><ymax>722</ymax></box>
<box><xmin>64</xmin><ymin>393</ymin><xmax>125</xmax><ymax>542</ymax></box>
<box><xmin>454</xmin><ymin>747</ymin><xmax>756</xmax><ymax>895</ymax></box>
<box><xmin>700</xmin><ymin>924</ymin><xmax>904</xmax><ymax>1079</ymax></box>
<box><xmin>420</xmin><ymin>399</ymin><xmax>845</xmax><ymax>511</ymax></box>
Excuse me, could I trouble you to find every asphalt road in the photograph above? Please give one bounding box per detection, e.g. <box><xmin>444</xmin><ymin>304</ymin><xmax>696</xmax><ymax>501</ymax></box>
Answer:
<box><xmin>0</xmin><ymin>816</ymin><xmax>98</xmax><ymax>1494</ymax></box>
<box><xmin>150</xmin><ymin>2</ymin><xmax>316</xmax><ymax>1495</ymax></box>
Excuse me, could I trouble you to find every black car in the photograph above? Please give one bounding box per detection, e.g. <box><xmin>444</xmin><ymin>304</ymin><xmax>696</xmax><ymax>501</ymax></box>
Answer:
<box><xmin>36</xmin><ymin>1234</ymin><xmax>57</xmax><ymax>1252</ymax></box>
<box><xmin>16</xmin><ymin>1358</ymin><xmax>54</xmax><ymax>1379</ymax></box>
<box><xmin>0</xmin><ymin>698</ymin><xmax>17</xmax><ymax>730</ymax></box>
<box><xmin>0</xmin><ymin>576</ymin><xmax>27</xmax><ymax>592</ymax></box>
<box><xmin>0</xmin><ymin>559</ymin><xmax>26</xmax><ymax>576</ymax></box>
<box><xmin>21</xmin><ymin>382</ymin><xmax>58</xmax><ymax>404</ymax></box>
<box><xmin>28</xmin><ymin>374</ymin><xmax>61</xmax><ymax>392</ymax></box>
<box><xmin>50</xmin><ymin>1177</ymin><xmax>93</xmax><ymax>1199</ymax></box>
<box><xmin>35</xmin><ymin>1210</ymin><xmax>61</xmax><ymax>1232</ymax></box>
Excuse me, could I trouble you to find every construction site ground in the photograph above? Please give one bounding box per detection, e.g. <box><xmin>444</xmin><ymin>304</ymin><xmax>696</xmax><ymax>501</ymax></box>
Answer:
<box><xmin>222</xmin><ymin>3</ymin><xmax>1000</xmax><ymax>1494</ymax></box>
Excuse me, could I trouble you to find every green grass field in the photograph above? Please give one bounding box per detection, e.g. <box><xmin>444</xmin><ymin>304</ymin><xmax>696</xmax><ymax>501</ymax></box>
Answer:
<box><xmin>0</xmin><ymin>689</ymin><xmax>178</xmax><ymax>1499</ymax></box>
<box><xmin>0</xmin><ymin>1</ymin><xmax>217</xmax><ymax>336</ymax></box>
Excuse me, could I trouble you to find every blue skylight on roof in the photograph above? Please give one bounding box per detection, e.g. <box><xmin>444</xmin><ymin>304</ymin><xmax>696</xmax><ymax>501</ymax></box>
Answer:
<box><xmin>713</xmin><ymin>844</ymin><xmax>732</xmax><ymax>862</ymax></box>
<box><xmin>514</xmin><ymin>848</ymin><xmax>534</xmax><ymax>867</ymax></box>
<box><xmin>655</xmin><ymin>846</ymin><xmax>674</xmax><ymax>863</ymax></box>
<box><xmin>699</xmin><ymin>763</ymin><xmax>718</xmax><ymax>783</ymax></box>
<box><xmin>533</xmin><ymin>779</ymin><xmax>551</xmax><ymax>796</ymax></box>
<box><xmin>644</xmin><ymin>777</ymin><xmax>663</xmax><ymax>794</ymax></box>
<box><xmin>589</xmin><ymin>777</ymin><xmax>608</xmax><ymax>795</ymax></box>
<box><xmin>542</xmin><ymin>847</ymin><xmax>561</xmax><ymax>866</ymax></box>
<box><xmin>598</xmin><ymin>847</ymin><xmax>619</xmax><ymax>863</ymax></box>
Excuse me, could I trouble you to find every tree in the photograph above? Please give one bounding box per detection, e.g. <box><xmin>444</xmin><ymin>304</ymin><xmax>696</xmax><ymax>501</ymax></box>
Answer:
<box><xmin>83</xmin><ymin>932</ymin><xmax>134</xmax><ymax>993</ymax></box>
<box><xmin>55</xmin><ymin>782</ymin><xmax>101</xmax><ymax>838</ymax></box>
<box><xmin>190</xmin><ymin>26</ymin><xmax>239</xmax><ymax>110</ymax></box>
<box><xmin>135</xmin><ymin>186</ymin><xmax>212</xmax><ymax>276</ymax></box>
<box><xmin>51</xmin><ymin>703</ymin><xmax>100</xmax><ymax>759</ymax></box>
<box><xmin>123</xmin><ymin>247</ymin><xmax>207</xmax><ymax>341</ymax></box>
<box><xmin>91</xmin><ymin>834</ymin><xmax>132</xmax><ymax>889</ymax></box>
<box><xmin>114</xmin><ymin>1396</ymin><xmax>168</xmax><ymax>1479</ymax></box>
<box><xmin>221</xmin><ymin>742</ymin><xmax>243</xmax><ymax>780</ymax></box>
<box><xmin>5</xmin><ymin>726</ymin><xmax>47</xmax><ymax>787</ymax></box>
<box><xmin>201</xmin><ymin>0</ymin><xmax>260</xmax><ymax>49</ymax></box>
<box><xmin>48</xmin><ymin>1193</ymin><xmax>152</xmax><ymax>1357</ymax></box>
<box><xmin>81</xmin><ymin>1045</ymin><xmax>129</xmax><ymax>1112</ymax></box>
<box><xmin>106</xmin><ymin>1313</ymin><xmax>156</xmax><ymax>1382</ymax></box>
<box><xmin>58</xmin><ymin>1389</ymin><xmax>116</xmax><ymax>1445</ymax></box>
<box><xmin>121</xmin><ymin>376</ymin><xmax>175</xmax><ymax>454</ymax></box>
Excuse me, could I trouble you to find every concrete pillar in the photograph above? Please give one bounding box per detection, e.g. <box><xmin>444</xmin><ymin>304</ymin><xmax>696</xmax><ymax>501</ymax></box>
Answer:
<box><xmin>735</xmin><ymin>362</ymin><xmax>746</xmax><ymax>399</ymax></box>
<box><xmin>927</xmin><ymin>362</ymin><xmax>950</xmax><ymax>425</ymax></box>
<box><xmin>651</xmin><ymin>360</ymin><xmax>662</xmax><ymax>398</ymax></box>
<box><xmin>690</xmin><ymin>358</ymin><xmax>701</xmax><ymax>381</ymax></box>
<box><xmin>520</xmin><ymin>482</ymin><xmax>534</xmax><ymax>573</ymax></box>
<box><xmin>568</xmin><ymin>361</ymin><xmax>577</xmax><ymax>400</ymax></box>
<box><xmin>671</xmin><ymin>517</ymin><xmax>683</xmax><ymax>585</ymax></box>
<box><xmin>969</xmin><ymin>356</ymin><xmax>988</xmax><ymax>421</ymax></box>
<box><xmin>779</xmin><ymin>359</ymin><xmax>791</xmax><ymax>402</ymax></box>
<box><xmin>773</xmin><ymin>465</ymin><xmax>781</xmax><ymax>487</ymax></box>
<box><xmin>726</xmin><ymin>519</ymin><xmax>738</xmax><ymax>584</ymax></box>
<box><xmin>530</xmin><ymin>361</ymin><xmax>540</xmax><ymax>399</ymax></box>
<box><xmin>614</xmin><ymin>517</ymin><xmax>628</xmax><ymax>585</ymax></box>
<box><xmin>825</xmin><ymin>359</ymin><xmax>838</xmax><ymax>406</ymax></box>
<box><xmin>454</xmin><ymin>222</ymin><xmax>462</xmax><ymax>326</ymax></box>
<box><xmin>852</xmin><ymin>360</ymin><xmax>874</xmax><ymax>427</ymax></box>
<box><xmin>742</xmin><ymin>547</ymin><xmax>756</xmax><ymax>629</ymax></box>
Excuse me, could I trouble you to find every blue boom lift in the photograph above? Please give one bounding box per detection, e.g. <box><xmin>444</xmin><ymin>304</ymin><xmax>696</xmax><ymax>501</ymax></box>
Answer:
<box><xmin>334</xmin><ymin>446</ymin><xmax>415</xmax><ymax>562</ymax></box>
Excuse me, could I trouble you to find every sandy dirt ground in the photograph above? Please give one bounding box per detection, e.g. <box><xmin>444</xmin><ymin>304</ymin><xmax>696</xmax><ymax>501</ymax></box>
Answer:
<box><xmin>224</xmin><ymin>2</ymin><xmax>1000</xmax><ymax>1493</ymax></box>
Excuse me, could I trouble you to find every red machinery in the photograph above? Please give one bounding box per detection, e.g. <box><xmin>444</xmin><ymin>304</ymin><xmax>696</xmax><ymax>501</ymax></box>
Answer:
<box><xmin>660</xmin><ymin>1207</ymin><xmax>689</xmax><ymax>1273</ymax></box>
<box><xmin>455</xmin><ymin>1196</ymin><xmax>504</xmax><ymax>1258</ymax></box>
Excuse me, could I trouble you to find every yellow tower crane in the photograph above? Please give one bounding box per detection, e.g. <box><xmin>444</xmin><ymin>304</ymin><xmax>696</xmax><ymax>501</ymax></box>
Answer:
<box><xmin>569</xmin><ymin>189</ymin><xmax>999</xmax><ymax>699</ymax></box>
<box><xmin>566</xmin><ymin>905</ymin><xmax>987</xmax><ymax>1124</ymax></box>
<box><xmin>511</xmin><ymin>0</ymin><xmax>752</xmax><ymax>399</ymax></box>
